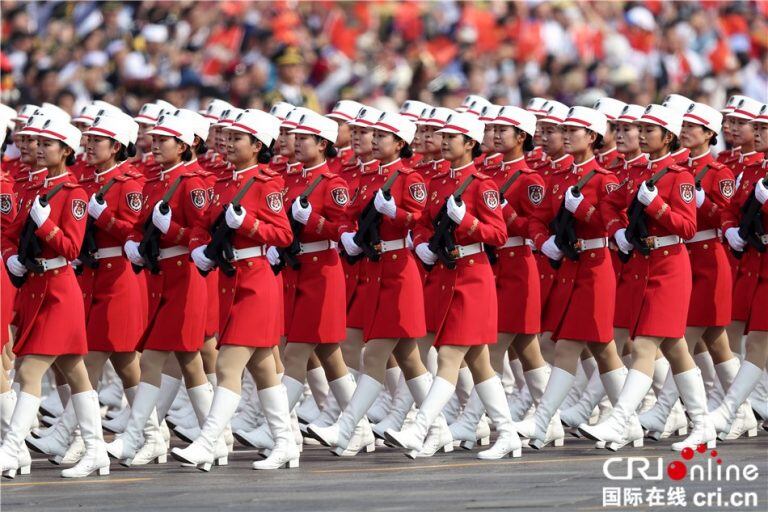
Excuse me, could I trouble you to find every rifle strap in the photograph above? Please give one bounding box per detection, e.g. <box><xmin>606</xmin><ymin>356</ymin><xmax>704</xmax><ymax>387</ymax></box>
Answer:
<box><xmin>453</xmin><ymin>174</ymin><xmax>476</xmax><ymax>198</ymax></box>
<box><xmin>574</xmin><ymin>169</ymin><xmax>598</xmax><ymax>192</ymax></box>
<box><xmin>499</xmin><ymin>170</ymin><xmax>523</xmax><ymax>196</ymax></box>
<box><xmin>647</xmin><ymin>166</ymin><xmax>671</xmax><ymax>188</ymax></box>
<box><xmin>300</xmin><ymin>175</ymin><xmax>326</xmax><ymax>200</ymax></box>
<box><xmin>161</xmin><ymin>176</ymin><xmax>184</xmax><ymax>204</ymax></box>
<box><xmin>43</xmin><ymin>182</ymin><xmax>67</xmax><ymax>202</ymax></box>
<box><xmin>694</xmin><ymin>165</ymin><xmax>711</xmax><ymax>188</ymax></box>
<box><xmin>230</xmin><ymin>177</ymin><xmax>257</xmax><ymax>206</ymax></box>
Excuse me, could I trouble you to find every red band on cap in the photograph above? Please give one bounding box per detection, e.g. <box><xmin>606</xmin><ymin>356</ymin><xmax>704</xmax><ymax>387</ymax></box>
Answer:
<box><xmin>231</xmin><ymin>122</ymin><xmax>258</xmax><ymax>136</ymax></box>
<box><xmin>401</xmin><ymin>113</ymin><xmax>419</xmax><ymax>120</ymax></box>
<box><xmin>86</xmin><ymin>126</ymin><xmax>118</xmax><ymax>138</ymax></box>
<box><xmin>495</xmin><ymin>116</ymin><xmax>520</xmax><ymax>126</ymax></box>
<box><xmin>543</xmin><ymin>115</ymin><xmax>565</xmax><ymax>123</ymax></box>
<box><xmin>135</xmin><ymin>114</ymin><xmax>158</xmax><ymax>122</ymax></box>
<box><xmin>354</xmin><ymin>118</ymin><xmax>376</xmax><ymax>126</ymax></box>
<box><xmin>329</xmin><ymin>111</ymin><xmax>354</xmax><ymax>121</ymax></box>
<box><xmin>74</xmin><ymin>115</ymin><xmax>95</xmax><ymax>122</ymax></box>
<box><xmin>640</xmin><ymin>114</ymin><xmax>668</xmax><ymax>126</ymax></box>
<box><xmin>442</xmin><ymin>124</ymin><xmax>469</xmax><ymax>133</ymax></box>
<box><xmin>376</xmin><ymin>122</ymin><xmax>400</xmax><ymax>133</ymax></box>
<box><xmin>151</xmin><ymin>125</ymin><xmax>183</xmax><ymax>138</ymax></box>
<box><xmin>732</xmin><ymin>109</ymin><xmax>756</xmax><ymax>119</ymax></box>
<box><xmin>466</xmin><ymin>109</ymin><xmax>480</xmax><ymax>115</ymax></box>
<box><xmin>281</xmin><ymin>121</ymin><xmax>299</xmax><ymax>128</ymax></box>
<box><xmin>294</xmin><ymin>124</ymin><xmax>321</xmax><ymax>134</ymax></box>
<box><xmin>421</xmin><ymin>118</ymin><xmax>445</xmax><ymax>125</ymax></box>
<box><xmin>683</xmin><ymin>113</ymin><xmax>711</xmax><ymax>126</ymax></box>
<box><xmin>38</xmin><ymin>129</ymin><xmax>67</xmax><ymax>141</ymax></box>
<box><xmin>202</xmin><ymin>113</ymin><xmax>219</xmax><ymax>121</ymax></box>
<box><xmin>617</xmin><ymin>115</ymin><xmax>638</xmax><ymax>122</ymax></box>
<box><xmin>565</xmin><ymin>117</ymin><xmax>591</xmax><ymax>127</ymax></box>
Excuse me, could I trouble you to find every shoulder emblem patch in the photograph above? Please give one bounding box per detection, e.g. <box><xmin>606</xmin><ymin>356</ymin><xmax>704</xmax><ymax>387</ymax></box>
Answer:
<box><xmin>719</xmin><ymin>179</ymin><xmax>734</xmax><ymax>199</ymax></box>
<box><xmin>331</xmin><ymin>187</ymin><xmax>349</xmax><ymax>206</ymax></box>
<box><xmin>528</xmin><ymin>184</ymin><xmax>544</xmax><ymax>205</ymax></box>
<box><xmin>409</xmin><ymin>182</ymin><xmax>427</xmax><ymax>203</ymax></box>
<box><xmin>126</xmin><ymin>192</ymin><xmax>142</xmax><ymax>212</ymax></box>
<box><xmin>266</xmin><ymin>192</ymin><xmax>283</xmax><ymax>213</ymax></box>
<box><xmin>679</xmin><ymin>183</ymin><xmax>694</xmax><ymax>204</ymax></box>
<box><xmin>72</xmin><ymin>199</ymin><xmax>86</xmax><ymax>220</ymax></box>
<box><xmin>190</xmin><ymin>188</ymin><xmax>206</xmax><ymax>209</ymax></box>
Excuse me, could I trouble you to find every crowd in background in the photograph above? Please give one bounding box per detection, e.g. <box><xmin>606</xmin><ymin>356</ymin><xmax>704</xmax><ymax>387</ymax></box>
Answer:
<box><xmin>1</xmin><ymin>0</ymin><xmax>767</xmax><ymax>116</ymax></box>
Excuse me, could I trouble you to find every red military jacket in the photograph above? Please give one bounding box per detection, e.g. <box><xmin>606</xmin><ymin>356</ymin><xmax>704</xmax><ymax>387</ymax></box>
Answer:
<box><xmin>190</xmin><ymin>163</ymin><xmax>292</xmax><ymax>252</ymax></box>
<box><xmin>716</xmin><ymin>147</ymin><xmax>741</xmax><ymax>166</ymax></box>
<box><xmin>534</xmin><ymin>153</ymin><xmax>574</xmax><ymax>181</ymax></box>
<box><xmin>186</xmin><ymin>158</ymin><xmax>218</xmax><ymax>205</ymax></box>
<box><xmin>0</xmin><ymin>171</ymin><xmax>18</xmax><ymax>232</ymax></box>
<box><xmin>126</xmin><ymin>162</ymin><xmax>208</xmax><ymax>249</ymax></box>
<box><xmin>672</xmin><ymin>147</ymin><xmax>690</xmax><ymax>164</ymax></box>
<box><xmin>529</xmin><ymin>156</ymin><xmax>619</xmax><ymax>249</ymax></box>
<box><xmin>341</xmin><ymin>158</ymin><xmax>378</xmax><ymax>232</ymax></box>
<box><xmin>492</xmin><ymin>156</ymin><xmax>546</xmax><ymax>240</ymax></box>
<box><xmin>721</xmin><ymin>158</ymin><xmax>768</xmax><ymax>234</ymax></box>
<box><xmin>525</xmin><ymin>146</ymin><xmax>547</xmax><ymax>168</ymax></box>
<box><xmin>344</xmin><ymin>158</ymin><xmax>426</xmax><ymax>240</ymax></box>
<box><xmin>288</xmin><ymin>161</ymin><xmax>350</xmax><ymax>244</ymax></box>
<box><xmin>596</xmin><ymin>146</ymin><xmax>624</xmax><ymax>171</ymax></box>
<box><xmin>281</xmin><ymin>162</ymin><xmax>305</xmax><ymax>203</ymax></box>
<box><xmin>682</xmin><ymin>152</ymin><xmax>735</xmax><ymax>233</ymax></box>
<box><xmin>1</xmin><ymin>172</ymin><xmax>87</xmax><ymax>264</ymax></box>
<box><xmin>602</xmin><ymin>153</ymin><xmax>697</xmax><ymax>241</ymax></box>
<box><xmin>328</xmin><ymin>146</ymin><xmax>355</xmax><ymax>174</ymax></box>
<box><xmin>13</xmin><ymin>167</ymin><xmax>46</xmax><ymax>210</ymax></box>
<box><xmin>411</xmin><ymin>162</ymin><xmax>507</xmax><ymax>250</ymax></box>
<box><xmin>480</xmin><ymin>153</ymin><xmax>503</xmax><ymax>173</ymax></box>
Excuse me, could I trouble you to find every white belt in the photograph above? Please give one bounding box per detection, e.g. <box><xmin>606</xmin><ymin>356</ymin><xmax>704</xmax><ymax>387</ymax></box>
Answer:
<box><xmin>158</xmin><ymin>245</ymin><xmax>189</xmax><ymax>260</ymax></box>
<box><xmin>685</xmin><ymin>229</ymin><xmax>721</xmax><ymax>244</ymax></box>
<box><xmin>94</xmin><ymin>246</ymin><xmax>123</xmax><ymax>259</ymax></box>
<box><xmin>299</xmin><ymin>240</ymin><xmax>338</xmax><ymax>255</ymax></box>
<box><xmin>575</xmin><ymin>237</ymin><xmax>609</xmax><ymax>252</ymax></box>
<box><xmin>231</xmin><ymin>245</ymin><xmax>266</xmax><ymax>261</ymax></box>
<box><xmin>500</xmin><ymin>236</ymin><xmax>534</xmax><ymax>249</ymax></box>
<box><xmin>456</xmin><ymin>243</ymin><xmax>483</xmax><ymax>259</ymax></box>
<box><xmin>644</xmin><ymin>235</ymin><xmax>682</xmax><ymax>250</ymax></box>
<box><xmin>379</xmin><ymin>238</ymin><xmax>407</xmax><ymax>253</ymax></box>
<box><xmin>35</xmin><ymin>256</ymin><xmax>68</xmax><ymax>272</ymax></box>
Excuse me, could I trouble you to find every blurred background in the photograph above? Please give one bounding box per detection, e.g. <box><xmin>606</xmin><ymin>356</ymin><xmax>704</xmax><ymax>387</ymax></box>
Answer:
<box><xmin>1</xmin><ymin>0</ymin><xmax>766</xmax><ymax>115</ymax></box>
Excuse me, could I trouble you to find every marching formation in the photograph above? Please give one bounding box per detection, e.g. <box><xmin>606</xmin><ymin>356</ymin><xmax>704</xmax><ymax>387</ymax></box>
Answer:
<box><xmin>0</xmin><ymin>91</ymin><xmax>765</xmax><ymax>480</ymax></box>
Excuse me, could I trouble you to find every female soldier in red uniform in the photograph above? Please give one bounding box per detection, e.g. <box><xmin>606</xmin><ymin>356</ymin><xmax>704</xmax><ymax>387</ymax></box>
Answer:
<box><xmin>520</xmin><ymin>107</ymin><xmax>626</xmax><ymax>449</ymax></box>
<box><xmin>0</xmin><ymin>118</ymin><xmax>109</xmax><ymax>478</ymax></box>
<box><xmin>386</xmin><ymin>112</ymin><xmax>521</xmax><ymax>460</ymax></box>
<box><xmin>581</xmin><ymin>104</ymin><xmax>715</xmax><ymax>452</ymax></box>
<box><xmin>712</xmin><ymin>103</ymin><xmax>768</xmax><ymax>436</ymax></box>
<box><xmin>171</xmin><ymin>109</ymin><xmax>297</xmax><ymax>471</ymax></box>
<box><xmin>107</xmin><ymin>115</ymin><xmax>212</xmax><ymax>466</ymax></box>
<box><xmin>307</xmin><ymin>111</ymin><xmax>431</xmax><ymax>455</ymax></box>
<box><xmin>26</xmin><ymin>113</ymin><xmax>147</xmax><ymax>462</ymax></box>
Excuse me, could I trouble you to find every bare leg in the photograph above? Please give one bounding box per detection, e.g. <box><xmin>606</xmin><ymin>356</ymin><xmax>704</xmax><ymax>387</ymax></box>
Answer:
<box><xmin>342</xmin><ymin>328</ymin><xmax>364</xmax><ymax>372</ymax></box>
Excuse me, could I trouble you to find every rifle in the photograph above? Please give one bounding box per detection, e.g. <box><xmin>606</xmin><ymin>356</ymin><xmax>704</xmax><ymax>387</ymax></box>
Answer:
<box><xmin>424</xmin><ymin>174</ymin><xmax>476</xmax><ymax>271</ymax></box>
<box><xmin>272</xmin><ymin>175</ymin><xmax>325</xmax><ymax>275</ymax></box>
<box><xmin>733</xmin><ymin>176</ymin><xmax>768</xmax><ymax>259</ymax></box>
<box><xmin>200</xmin><ymin>177</ymin><xmax>256</xmax><ymax>277</ymax></box>
<box><xmin>132</xmin><ymin>177</ymin><xmax>183</xmax><ymax>274</ymax></box>
<box><xmin>344</xmin><ymin>170</ymin><xmax>401</xmax><ymax>264</ymax></box>
<box><xmin>485</xmin><ymin>170</ymin><xmax>523</xmax><ymax>264</ymax></box>
<box><xmin>9</xmin><ymin>183</ymin><xmax>67</xmax><ymax>288</ymax></box>
<box><xmin>76</xmin><ymin>178</ymin><xmax>117</xmax><ymax>275</ymax></box>
<box><xmin>548</xmin><ymin>170</ymin><xmax>597</xmax><ymax>269</ymax></box>
<box><xmin>619</xmin><ymin>166</ymin><xmax>671</xmax><ymax>263</ymax></box>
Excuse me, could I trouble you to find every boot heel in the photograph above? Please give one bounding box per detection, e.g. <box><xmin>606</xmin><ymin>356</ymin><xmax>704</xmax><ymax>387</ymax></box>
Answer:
<box><xmin>646</xmin><ymin>431</ymin><xmax>662</xmax><ymax>441</ymax></box>
<box><xmin>196</xmin><ymin>462</ymin><xmax>212</xmax><ymax>472</ymax></box>
<box><xmin>459</xmin><ymin>440</ymin><xmax>475</xmax><ymax>450</ymax></box>
<box><xmin>595</xmin><ymin>441</ymin><xmax>606</xmax><ymax>449</ymax></box>
<box><xmin>441</xmin><ymin>443</ymin><xmax>453</xmax><ymax>453</ymax></box>
<box><xmin>97</xmin><ymin>466</ymin><xmax>110</xmax><ymax>476</ymax></box>
<box><xmin>215</xmin><ymin>456</ymin><xmax>228</xmax><ymax>466</ymax></box>
<box><xmin>49</xmin><ymin>455</ymin><xmax>64</xmax><ymax>465</ymax></box>
<box><xmin>706</xmin><ymin>440</ymin><xmax>716</xmax><ymax>449</ymax></box>
<box><xmin>632</xmin><ymin>438</ymin><xmax>644</xmax><ymax>448</ymax></box>
<box><xmin>285</xmin><ymin>458</ymin><xmax>299</xmax><ymax>469</ymax></box>
<box><xmin>19</xmin><ymin>464</ymin><xmax>31</xmax><ymax>475</ymax></box>
<box><xmin>120</xmin><ymin>458</ymin><xmax>134</xmax><ymax>467</ymax></box>
<box><xmin>478</xmin><ymin>436</ymin><xmax>490</xmax><ymax>446</ymax></box>
<box><xmin>606</xmin><ymin>442</ymin><xmax>621</xmax><ymax>452</ymax></box>
<box><xmin>553</xmin><ymin>437</ymin><xmax>564</xmax><ymax>447</ymax></box>
<box><xmin>364</xmin><ymin>443</ymin><xmax>375</xmax><ymax>453</ymax></box>
<box><xmin>747</xmin><ymin>428</ymin><xmax>757</xmax><ymax>437</ymax></box>
<box><xmin>509</xmin><ymin>448</ymin><xmax>522</xmax><ymax>458</ymax></box>
<box><xmin>675</xmin><ymin>426</ymin><xmax>688</xmax><ymax>436</ymax></box>
<box><xmin>2</xmin><ymin>468</ymin><xmax>17</xmax><ymax>479</ymax></box>
<box><xmin>155</xmin><ymin>454</ymin><xmax>167</xmax><ymax>464</ymax></box>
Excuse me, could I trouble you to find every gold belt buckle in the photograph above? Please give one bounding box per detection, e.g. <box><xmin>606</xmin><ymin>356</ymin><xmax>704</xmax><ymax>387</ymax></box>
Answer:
<box><xmin>644</xmin><ymin>236</ymin><xmax>657</xmax><ymax>249</ymax></box>
<box><xmin>573</xmin><ymin>239</ymin><xmax>585</xmax><ymax>252</ymax></box>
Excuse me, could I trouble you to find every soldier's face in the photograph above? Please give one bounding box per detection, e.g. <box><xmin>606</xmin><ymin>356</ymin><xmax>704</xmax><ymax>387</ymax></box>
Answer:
<box><xmin>441</xmin><ymin>132</ymin><xmax>468</xmax><ymax>162</ymax></box>
<box><xmin>36</xmin><ymin>137</ymin><xmax>68</xmax><ymax>167</ymax></box>
<box><xmin>730</xmin><ymin>117</ymin><xmax>754</xmax><ymax>147</ymax></box>
<box><xmin>411</xmin><ymin>125</ymin><xmax>425</xmax><ymax>154</ymax></box>
<box><xmin>614</xmin><ymin>122</ymin><xmax>640</xmax><ymax>154</ymax></box>
<box><xmin>754</xmin><ymin>122</ymin><xmax>768</xmax><ymax>153</ymax></box>
<box><xmin>481</xmin><ymin>125</ymin><xmax>495</xmax><ymax>153</ymax></box>
<box><xmin>540</xmin><ymin>123</ymin><xmax>564</xmax><ymax>155</ymax></box>
<box><xmin>85</xmin><ymin>135</ymin><xmax>118</xmax><ymax>166</ymax></box>
<box><xmin>423</xmin><ymin>126</ymin><xmax>442</xmax><ymax>155</ymax></box>
<box><xmin>137</xmin><ymin>123</ymin><xmax>152</xmax><ymax>153</ymax></box>
<box><xmin>679</xmin><ymin>121</ymin><xmax>710</xmax><ymax>149</ymax></box>
<box><xmin>722</xmin><ymin>116</ymin><xmax>733</xmax><ymax>144</ymax></box>
<box><xmin>562</xmin><ymin>126</ymin><xmax>592</xmax><ymax>154</ymax></box>
<box><xmin>18</xmin><ymin>134</ymin><xmax>38</xmax><ymax>164</ymax></box>
<box><xmin>336</xmin><ymin>121</ymin><xmax>350</xmax><ymax>147</ymax></box>
<box><xmin>533</xmin><ymin>122</ymin><xmax>543</xmax><ymax>146</ymax></box>
<box><xmin>225</xmin><ymin>130</ymin><xmax>256</xmax><ymax>166</ymax></box>
<box><xmin>215</xmin><ymin>126</ymin><xmax>228</xmax><ymax>155</ymax></box>
<box><xmin>371</xmin><ymin>130</ymin><xmax>401</xmax><ymax>161</ymax></box>
<box><xmin>493</xmin><ymin>124</ymin><xmax>521</xmax><ymax>153</ymax></box>
<box><xmin>277</xmin><ymin>127</ymin><xmax>295</xmax><ymax>157</ymax></box>
<box><xmin>353</xmin><ymin>126</ymin><xmax>374</xmax><ymax>158</ymax></box>
<box><xmin>294</xmin><ymin>133</ymin><xmax>321</xmax><ymax>164</ymax></box>
<box><xmin>638</xmin><ymin>123</ymin><xmax>669</xmax><ymax>154</ymax></box>
<box><xmin>151</xmin><ymin>135</ymin><xmax>184</xmax><ymax>165</ymax></box>
<box><xmin>602</xmin><ymin>123</ymin><xmax>616</xmax><ymax>147</ymax></box>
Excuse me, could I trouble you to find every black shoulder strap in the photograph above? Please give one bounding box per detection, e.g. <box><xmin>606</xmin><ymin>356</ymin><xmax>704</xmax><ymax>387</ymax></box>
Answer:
<box><xmin>574</xmin><ymin>169</ymin><xmax>598</xmax><ymax>192</ymax></box>
<box><xmin>694</xmin><ymin>165</ymin><xmax>711</xmax><ymax>188</ymax></box>
<box><xmin>647</xmin><ymin>166</ymin><xmax>671</xmax><ymax>188</ymax></box>
<box><xmin>499</xmin><ymin>170</ymin><xmax>523</xmax><ymax>196</ymax></box>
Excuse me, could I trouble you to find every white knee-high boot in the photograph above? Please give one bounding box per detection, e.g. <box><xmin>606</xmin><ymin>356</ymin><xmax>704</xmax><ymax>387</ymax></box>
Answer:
<box><xmin>61</xmin><ymin>391</ymin><xmax>109</xmax><ymax>478</ymax></box>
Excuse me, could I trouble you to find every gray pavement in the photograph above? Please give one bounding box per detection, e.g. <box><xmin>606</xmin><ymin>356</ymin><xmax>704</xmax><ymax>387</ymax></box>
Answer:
<box><xmin>1</xmin><ymin>433</ymin><xmax>766</xmax><ymax>512</ymax></box>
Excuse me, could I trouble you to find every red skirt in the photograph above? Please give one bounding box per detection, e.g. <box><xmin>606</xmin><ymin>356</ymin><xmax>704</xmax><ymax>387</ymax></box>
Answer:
<box><xmin>495</xmin><ymin>246</ymin><xmax>540</xmax><ymax>334</ymax></box>
<box><xmin>204</xmin><ymin>270</ymin><xmax>219</xmax><ymax>337</ymax></box>
<box><xmin>343</xmin><ymin>257</ymin><xmax>365</xmax><ymax>329</ymax></box>
<box><xmin>535</xmin><ymin>252</ymin><xmax>558</xmax><ymax>314</ymax></box>
<box><xmin>613</xmin><ymin>258</ymin><xmax>634</xmax><ymax>329</ymax></box>
<box><xmin>140</xmin><ymin>254</ymin><xmax>206</xmax><ymax>352</ymax></box>
<box><xmin>282</xmin><ymin>267</ymin><xmax>297</xmax><ymax>334</ymax></box>
<box><xmin>80</xmin><ymin>257</ymin><xmax>144</xmax><ymax>352</ymax></box>
<box><xmin>627</xmin><ymin>245</ymin><xmax>692</xmax><ymax>340</ymax></box>
<box><xmin>686</xmin><ymin>240</ymin><xmax>732</xmax><ymax>327</ymax></box>
<box><xmin>218</xmin><ymin>257</ymin><xmax>281</xmax><ymax>348</ymax></box>
<box><xmin>423</xmin><ymin>266</ymin><xmax>442</xmax><ymax>333</ymax></box>
<box><xmin>745</xmin><ymin>252</ymin><xmax>768</xmax><ymax>333</ymax></box>
<box><xmin>732</xmin><ymin>250</ymin><xmax>761</xmax><ymax>322</ymax></box>
<box><xmin>1</xmin><ymin>264</ymin><xmax>15</xmax><ymax>347</ymax></box>
<box><xmin>432</xmin><ymin>254</ymin><xmax>498</xmax><ymax>346</ymax></box>
<box><xmin>12</xmin><ymin>267</ymin><xmax>87</xmax><ymax>356</ymax></box>
<box><xmin>360</xmin><ymin>249</ymin><xmax>426</xmax><ymax>341</ymax></box>
<box><xmin>286</xmin><ymin>249</ymin><xmax>346</xmax><ymax>344</ymax></box>
<box><xmin>543</xmin><ymin>248</ymin><xmax>615</xmax><ymax>343</ymax></box>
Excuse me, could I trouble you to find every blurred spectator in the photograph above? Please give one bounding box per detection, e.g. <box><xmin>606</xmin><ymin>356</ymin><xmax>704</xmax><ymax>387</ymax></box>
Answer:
<box><xmin>0</xmin><ymin>0</ymin><xmax>765</xmax><ymax>115</ymax></box>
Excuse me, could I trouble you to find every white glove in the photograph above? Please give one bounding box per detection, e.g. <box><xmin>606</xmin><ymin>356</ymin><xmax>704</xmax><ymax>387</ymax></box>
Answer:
<box><xmin>152</xmin><ymin>201</ymin><xmax>171</xmax><ymax>234</ymax></box>
<box><xmin>71</xmin><ymin>258</ymin><xmax>82</xmax><ymax>267</ymax></box>
<box><xmin>614</xmin><ymin>228</ymin><xmax>633</xmax><ymax>254</ymax></box>
<box><xmin>292</xmin><ymin>198</ymin><xmax>312</xmax><ymax>225</ymax></box>
<box><xmin>340</xmin><ymin>232</ymin><xmax>363</xmax><ymax>256</ymax></box>
<box><xmin>6</xmin><ymin>255</ymin><xmax>27</xmax><ymax>277</ymax></box>
<box><xmin>695</xmin><ymin>188</ymin><xmax>705</xmax><ymax>208</ymax></box>
<box><xmin>191</xmin><ymin>245</ymin><xmax>214</xmax><ymax>272</ymax></box>
<box><xmin>88</xmin><ymin>194</ymin><xmax>108</xmax><ymax>219</ymax></box>
<box><xmin>415</xmin><ymin>243</ymin><xmax>438</xmax><ymax>265</ymax></box>
<box><xmin>564</xmin><ymin>187</ymin><xmax>584</xmax><ymax>214</ymax></box>
<box><xmin>406</xmin><ymin>231</ymin><xmax>414</xmax><ymax>250</ymax></box>
<box><xmin>755</xmin><ymin>179</ymin><xmax>768</xmax><ymax>205</ymax></box>
<box><xmin>725</xmin><ymin>227</ymin><xmax>747</xmax><ymax>252</ymax></box>
<box><xmin>500</xmin><ymin>198</ymin><xmax>509</xmax><ymax>209</ymax></box>
<box><xmin>446</xmin><ymin>195</ymin><xmax>465</xmax><ymax>224</ymax></box>
<box><xmin>374</xmin><ymin>190</ymin><xmax>397</xmax><ymax>219</ymax></box>
<box><xmin>637</xmin><ymin>181</ymin><xmax>658</xmax><ymax>206</ymax></box>
<box><xmin>266</xmin><ymin>246</ymin><xmax>280</xmax><ymax>266</ymax></box>
<box><xmin>30</xmin><ymin>195</ymin><xmax>51</xmax><ymax>227</ymax></box>
<box><xmin>124</xmin><ymin>240</ymin><xmax>144</xmax><ymax>266</ymax></box>
<box><xmin>541</xmin><ymin>235</ymin><xmax>564</xmax><ymax>261</ymax></box>
<box><xmin>225</xmin><ymin>204</ymin><xmax>246</xmax><ymax>229</ymax></box>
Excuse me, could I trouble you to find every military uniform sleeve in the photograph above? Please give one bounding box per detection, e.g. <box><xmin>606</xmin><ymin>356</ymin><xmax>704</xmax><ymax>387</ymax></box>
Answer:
<box><xmin>388</xmin><ymin>172</ymin><xmax>425</xmax><ymax>230</ymax></box>
<box><xmin>164</xmin><ymin>177</ymin><xmax>207</xmax><ymax>246</ymax></box>
<box><xmin>304</xmin><ymin>177</ymin><xmax>348</xmax><ymax>241</ymax></box>
<box><xmin>240</xmin><ymin>179</ymin><xmax>293</xmax><ymax>247</ymax></box>
<box><xmin>454</xmin><ymin>178</ymin><xmax>507</xmax><ymax>246</ymax></box>
<box><xmin>94</xmin><ymin>179</ymin><xmax>144</xmax><ymax>240</ymax></box>
<box><xmin>698</xmin><ymin>166</ymin><xmax>734</xmax><ymax>226</ymax></box>
<box><xmin>35</xmin><ymin>187</ymin><xmax>88</xmax><ymax>261</ymax></box>
<box><xmin>644</xmin><ymin>172</ymin><xmax>697</xmax><ymax>240</ymax></box>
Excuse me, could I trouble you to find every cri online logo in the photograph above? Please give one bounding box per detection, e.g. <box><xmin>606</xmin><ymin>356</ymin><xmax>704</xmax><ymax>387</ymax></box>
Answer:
<box><xmin>604</xmin><ymin>444</ymin><xmax>760</xmax><ymax>482</ymax></box>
